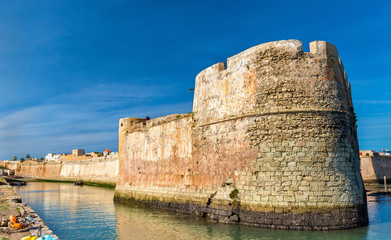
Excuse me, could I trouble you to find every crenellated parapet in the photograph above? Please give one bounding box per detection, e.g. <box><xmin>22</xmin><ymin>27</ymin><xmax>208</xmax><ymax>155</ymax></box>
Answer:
<box><xmin>119</xmin><ymin>118</ymin><xmax>146</xmax><ymax>134</ymax></box>
<box><xmin>193</xmin><ymin>40</ymin><xmax>355</xmax><ymax>127</ymax></box>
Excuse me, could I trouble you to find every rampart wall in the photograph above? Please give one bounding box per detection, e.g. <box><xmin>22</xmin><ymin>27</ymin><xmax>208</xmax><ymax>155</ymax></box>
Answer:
<box><xmin>115</xmin><ymin>40</ymin><xmax>368</xmax><ymax>230</ymax></box>
<box><xmin>360</xmin><ymin>150</ymin><xmax>391</xmax><ymax>183</ymax></box>
<box><xmin>5</xmin><ymin>155</ymin><xmax>118</xmax><ymax>186</ymax></box>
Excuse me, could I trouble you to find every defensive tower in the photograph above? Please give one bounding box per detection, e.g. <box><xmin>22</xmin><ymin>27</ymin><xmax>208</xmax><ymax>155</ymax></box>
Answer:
<box><xmin>115</xmin><ymin>40</ymin><xmax>368</xmax><ymax>230</ymax></box>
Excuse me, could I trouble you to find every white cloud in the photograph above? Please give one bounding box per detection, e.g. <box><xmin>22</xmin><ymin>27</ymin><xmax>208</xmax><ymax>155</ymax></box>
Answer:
<box><xmin>0</xmin><ymin>82</ymin><xmax>193</xmax><ymax>160</ymax></box>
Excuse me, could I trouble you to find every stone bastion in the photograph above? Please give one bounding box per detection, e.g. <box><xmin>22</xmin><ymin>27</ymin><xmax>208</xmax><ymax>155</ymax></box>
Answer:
<box><xmin>114</xmin><ymin>40</ymin><xmax>368</xmax><ymax>230</ymax></box>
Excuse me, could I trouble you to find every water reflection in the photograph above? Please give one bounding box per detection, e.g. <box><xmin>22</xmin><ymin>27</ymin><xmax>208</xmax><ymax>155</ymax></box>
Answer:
<box><xmin>365</xmin><ymin>193</ymin><xmax>391</xmax><ymax>239</ymax></box>
<box><xmin>114</xmin><ymin>203</ymin><xmax>370</xmax><ymax>240</ymax></box>
<box><xmin>15</xmin><ymin>182</ymin><xmax>117</xmax><ymax>239</ymax></box>
<box><xmin>14</xmin><ymin>182</ymin><xmax>391</xmax><ymax>240</ymax></box>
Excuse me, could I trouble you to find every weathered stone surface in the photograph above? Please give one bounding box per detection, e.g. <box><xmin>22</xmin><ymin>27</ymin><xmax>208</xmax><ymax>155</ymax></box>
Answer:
<box><xmin>115</xmin><ymin>40</ymin><xmax>368</xmax><ymax>230</ymax></box>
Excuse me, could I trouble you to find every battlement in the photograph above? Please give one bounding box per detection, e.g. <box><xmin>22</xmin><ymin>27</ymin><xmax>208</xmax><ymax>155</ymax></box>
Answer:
<box><xmin>228</xmin><ymin>39</ymin><xmax>303</xmax><ymax>70</ymax></box>
<box><xmin>119</xmin><ymin>114</ymin><xmax>192</xmax><ymax>135</ymax></box>
<box><xmin>310</xmin><ymin>40</ymin><xmax>339</xmax><ymax>58</ymax></box>
<box><xmin>195</xmin><ymin>40</ymin><xmax>304</xmax><ymax>78</ymax></box>
<box><xmin>193</xmin><ymin>39</ymin><xmax>354</xmax><ymax>126</ymax></box>
<box><xmin>119</xmin><ymin>118</ymin><xmax>146</xmax><ymax>134</ymax></box>
<box><xmin>196</xmin><ymin>40</ymin><xmax>342</xmax><ymax>76</ymax></box>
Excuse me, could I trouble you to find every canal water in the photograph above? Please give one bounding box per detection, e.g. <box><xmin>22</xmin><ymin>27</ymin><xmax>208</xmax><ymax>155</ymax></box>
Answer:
<box><xmin>14</xmin><ymin>182</ymin><xmax>391</xmax><ymax>240</ymax></box>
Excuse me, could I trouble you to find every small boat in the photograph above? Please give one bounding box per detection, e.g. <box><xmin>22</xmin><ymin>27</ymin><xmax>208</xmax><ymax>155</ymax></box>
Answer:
<box><xmin>9</xmin><ymin>181</ymin><xmax>27</xmax><ymax>186</ymax></box>
<box><xmin>73</xmin><ymin>181</ymin><xmax>84</xmax><ymax>186</ymax></box>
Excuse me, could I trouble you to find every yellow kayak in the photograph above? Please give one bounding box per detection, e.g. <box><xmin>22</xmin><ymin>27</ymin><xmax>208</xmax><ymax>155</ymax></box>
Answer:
<box><xmin>21</xmin><ymin>236</ymin><xmax>38</xmax><ymax>240</ymax></box>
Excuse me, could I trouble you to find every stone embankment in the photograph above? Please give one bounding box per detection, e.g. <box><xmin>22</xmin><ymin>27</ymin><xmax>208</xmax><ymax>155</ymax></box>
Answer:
<box><xmin>0</xmin><ymin>178</ymin><xmax>58</xmax><ymax>240</ymax></box>
<box><xmin>4</xmin><ymin>154</ymin><xmax>118</xmax><ymax>187</ymax></box>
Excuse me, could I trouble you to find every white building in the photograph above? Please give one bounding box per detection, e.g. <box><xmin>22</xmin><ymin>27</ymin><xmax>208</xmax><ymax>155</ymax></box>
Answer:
<box><xmin>1</xmin><ymin>169</ymin><xmax>15</xmax><ymax>176</ymax></box>
<box><xmin>45</xmin><ymin>153</ymin><xmax>61</xmax><ymax>161</ymax></box>
<box><xmin>103</xmin><ymin>149</ymin><xmax>112</xmax><ymax>156</ymax></box>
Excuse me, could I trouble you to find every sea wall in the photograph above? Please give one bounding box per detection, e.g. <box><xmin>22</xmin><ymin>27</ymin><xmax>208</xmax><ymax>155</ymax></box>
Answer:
<box><xmin>115</xmin><ymin>40</ymin><xmax>368</xmax><ymax>230</ymax></box>
<box><xmin>5</xmin><ymin>154</ymin><xmax>118</xmax><ymax>186</ymax></box>
<box><xmin>360</xmin><ymin>150</ymin><xmax>391</xmax><ymax>183</ymax></box>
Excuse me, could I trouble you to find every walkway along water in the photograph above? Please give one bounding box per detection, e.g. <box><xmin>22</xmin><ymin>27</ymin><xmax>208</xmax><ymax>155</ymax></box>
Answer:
<box><xmin>13</xmin><ymin>182</ymin><xmax>391</xmax><ymax>240</ymax></box>
<box><xmin>0</xmin><ymin>178</ymin><xmax>58</xmax><ymax>240</ymax></box>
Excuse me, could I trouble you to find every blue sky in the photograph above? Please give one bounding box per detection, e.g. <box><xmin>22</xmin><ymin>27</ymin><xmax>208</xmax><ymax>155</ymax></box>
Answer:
<box><xmin>0</xmin><ymin>0</ymin><xmax>390</xmax><ymax>160</ymax></box>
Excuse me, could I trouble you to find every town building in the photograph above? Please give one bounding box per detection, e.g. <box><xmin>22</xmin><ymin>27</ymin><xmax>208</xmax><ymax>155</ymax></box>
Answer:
<box><xmin>103</xmin><ymin>149</ymin><xmax>112</xmax><ymax>156</ymax></box>
<box><xmin>72</xmin><ymin>149</ymin><xmax>85</xmax><ymax>157</ymax></box>
<box><xmin>45</xmin><ymin>153</ymin><xmax>61</xmax><ymax>161</ymax></box>
<box><xmin>86</xmin><ymin>152</ymin><xmax>103</xmax><ymax>158</ymax></box>
<box><xmin>379</xmin><ymin>149</ymin><xmax>391</xmax><ymax>156</ymax></box>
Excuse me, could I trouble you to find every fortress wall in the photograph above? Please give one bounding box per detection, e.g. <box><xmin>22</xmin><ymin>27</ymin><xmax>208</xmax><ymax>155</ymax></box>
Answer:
<box><xmin>360</xmin><ymin>151</ymin><xmax>391</xmax><ymax>182</ymax></box>
<box><xmin>7</xmin><ymin>155</ymin><xmax>118</xmax><ymax>185</ymax></box>
<box><xmin>115</xmin><ymin>115</ymin><xmax>204</xmax><ymax>203</ymax></box>
<box><xmin>11</xmin><ymin>162</ymin><xmax>62</xmax><ymax>179</ymax></box>
<box><xmin>59</xmin><ymin>154</ymin><xmax>118</xmax><ymax>184</ymax></box>
<box><xmin>192</xmin><ymin>117</ymin><xmax>258</xmax><ymax>188</ymax></box>
<box><xmin>115</xmin><ymin>40</ymin><xmax>368</xmax><ymax>230</ymax></box>
<box><xmin>115</xmin><ymin>114</ymin><xmax>260</xmax><ymax>218</ymax></box>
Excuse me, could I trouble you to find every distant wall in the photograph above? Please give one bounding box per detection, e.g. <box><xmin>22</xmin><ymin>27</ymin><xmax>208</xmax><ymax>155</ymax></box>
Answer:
<box><xmin>361</xmin><ymin>150</ymin><xmax>391</xmax><ymax>183</ymax></box>
<box><xmin>6</xmin><ymin>154</ymin><xmax>118</xmax><ymax>186</ymax></box>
